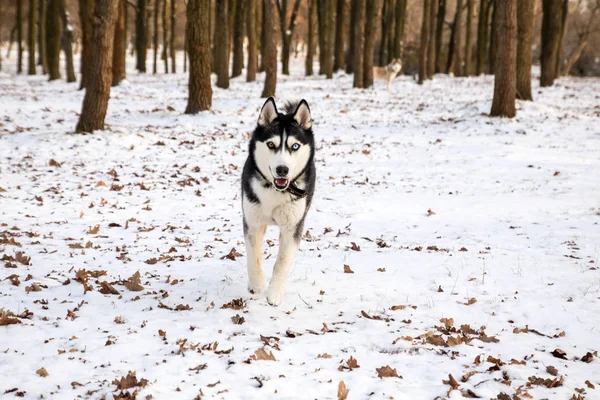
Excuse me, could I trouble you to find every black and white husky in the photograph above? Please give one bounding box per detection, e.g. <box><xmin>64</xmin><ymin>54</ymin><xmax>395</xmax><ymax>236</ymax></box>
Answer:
<box><xmin>241</xmin><ymin>97</ymin><xmax>315</xmax><ymax>306</ymax></box>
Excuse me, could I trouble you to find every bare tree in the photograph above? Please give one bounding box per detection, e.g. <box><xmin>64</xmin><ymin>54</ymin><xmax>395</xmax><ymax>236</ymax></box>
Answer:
<box><xmin>277</xmin><ymin>0</ymin><xmax>302</xmax><ymax>75</ymax></box>
<box><xmin>28</xmin><ymin>0</ymin><xmax>38</xmax><ymax>75</ymax></box>
<box><xmin>261</xmin><ymin>0</ymin><xmax>278</xmax><ymax>97</ymax></box>
<box><xmin>113</xmin><ymin>0</ymin><xmax>127</xmax><ymax>85</ymax></box>
<box><xmin>452</xmin><ymin>0</ymin><xmax>463</xmax><ymax>75</ymax></box>
<box><xmin>17</xmin><ymin>0</ymin><xmax>23</xmax><ymax>73</ymax></box>
<box><xmin>541</xmin><ymin>0</ymin><xmax>564</xmax><ymax>86</ymax></box>
<box><xmin>435</xmin><ymin>0</ymin><xmax>446</xmax><ymax>73</ymax></box>
<box><xmin>38</xmin><ymin>0</ymin><xmax>47</xmax><ymax>73</ymax></box>
<box><xmin>185</xmin><ymin>0</ymin><xmax>212</xmax><ymax>113</ymax></box>
<box><xmin>352</xmin><ymin>0</ymin><xmax>365</xmax><ymax>88</ymax></box>
<box><xmin>170</xmin><ymin>0</ymin><xmax>176</xmax><ymax>72</ymax></box>
<box><xmin>490</xmin><ymin>0</ymin><xmax>516</xmax><ymax>118</ymax></box>
<box><xmin>60</xmin><ymin>0</ymin><xmax>76</xmax><ymax>82</ymax></box>
<box><xmin>379</xmin><ymin>0</ymin><xmax>392</xmax><ymax>66</ymax></box>
<box><xmin>153</xmin><ymin>0</ymin><xmax>159</xmax><ymax>73</ymax></box>
<box><xmin>306</xmin><ymin>0</ymin><xmax>316</xmax><ymax>75</ymax></box>
<box><xmin>427</xmin><ymin>0</ymin><xmax>437</xmax><ymax>77</ymax></box>
<box><xmin>418</xmin><ymin>0</ymin><xmax>430</xmax><ymax>84</ymax></box>
<box><xmin>215</xmin><ymin>0</ymin><xmax>230</xmax><ymax>88</ymax></box>
<box><xmin>79</xmin><ymin>0</ymin><xmax>94</xmax><ymax>88</ymax></box>
<box><xmin>476</xmin><ymin>0</ymin><xmax>490</xmax><ymax>75</ymax></box>
<box><xmin>488</xmin><ymin>0</ymin><xmax>496</xmax><ymax>73</ymax></box>
<box><xmin>464</xmin><ymin>0</ymin><xmax>473</xmax><ymax>76</ymax></box>
<box><xmin>516</xmin><ymin>0</ymin><xmax>534</xmax><ymax>100</ymax></box>
<box><xmin>134</xmin><ymin>0</ymin><xmax>148</xmax><ymax>72</ymax></box>
<box><xmin>393</xmin><ymin>0</ymin><xmax>407</xmax><ymax>59</ymax></box>
<box><xmin>46</xmin><ymin>0</ymin><xmax>61</xmax><ymax>80</ymax></box>
<box><xmin>247</xmin><ymin>0</ymin><xmax>258</xmax><ymax>81</ymax></box>
<box><xmin>76</xmin><ymin>0</ymin><xmax>119</xmax><ymax>133</ymax></box>
<box><xmin>231</xmin><ymin>0</ymin><xmax>247</xmax><ymax>77</ymax></box>
<box><xmin>563</xmin><ymin>1</ymin><xmax>600</xmax><ymax>76</ymax></box>
<box><xmin>318</xmin><ymin>0</ymin><xmax>335</xmax><ymax>78</ymax></box>
<box><xmin>333</xmin><ymin>0</ymin><xmax>346</xmax><ymax>71</ymax></box>
<box><xmin>346</xmin><ymin>0</ymin><xmax>358</xmax><ymax>74</ymax></box>
<box><xmin>363</xmin><ymin>0</ymin><xmax>382</xmax><ymax>87</ymax></box>
<box><xmin>555</xmin><ymin>0</ymin><xmax>568</xmax><ymax>76</ymax></box>
<box><xmin>162</xmin><ymin>0</ymin><xmax>168</xmax><ymax>73</ymax></box>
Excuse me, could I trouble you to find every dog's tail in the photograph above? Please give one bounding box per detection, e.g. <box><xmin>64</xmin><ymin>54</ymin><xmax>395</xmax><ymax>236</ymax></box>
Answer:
<box><xmin>282</xmin><ymin>100</ymin><xmax>301</xmax><ymax>115</ymax></box>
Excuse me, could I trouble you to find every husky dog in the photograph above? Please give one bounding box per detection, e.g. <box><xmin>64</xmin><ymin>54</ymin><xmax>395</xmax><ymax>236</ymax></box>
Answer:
<box><xmin>241</xmin><ymin>97</ymin><xmax>316</xmax><ymax>306</ymax></box>
<box><xmin>373</xmin><ymin>59</ymin><xmax>403</xmax><ymax>90</ymax></box>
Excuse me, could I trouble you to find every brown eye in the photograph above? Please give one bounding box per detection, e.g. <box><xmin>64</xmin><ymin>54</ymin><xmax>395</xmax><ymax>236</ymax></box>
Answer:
<box><xmin>267</xmin><ymin>142</ymin><xmax>275</xmax><ymax>149</ymax></box>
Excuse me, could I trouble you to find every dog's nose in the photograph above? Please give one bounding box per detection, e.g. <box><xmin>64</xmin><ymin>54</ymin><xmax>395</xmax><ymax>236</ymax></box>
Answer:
<box><xmin>275</xmin><ymin>166</ymin><xmax>289</xmax><ymax>176</ymax></box>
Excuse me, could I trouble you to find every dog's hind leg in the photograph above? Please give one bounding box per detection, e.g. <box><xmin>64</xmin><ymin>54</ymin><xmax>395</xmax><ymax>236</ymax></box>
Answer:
<box><xmin>245</xmin><ymin>224</ymin><xmax>267</xmax><ymax>294</ymax></box>
<box><xmin>267</xmin><ymin>227</ymin><xmax>300</xmax><ymax>306</ymax></box>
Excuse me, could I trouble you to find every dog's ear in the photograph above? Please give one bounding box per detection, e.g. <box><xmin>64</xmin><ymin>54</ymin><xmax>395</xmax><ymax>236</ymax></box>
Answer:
<box><xmin>293</xmin><ymin>100</ymin><xmax>312</xmax><ymax>130</ymax></box>
<box><xmin>258</xmin><ymin>97</ymin><xmax>278</xmax><ymax>127</ymax></box>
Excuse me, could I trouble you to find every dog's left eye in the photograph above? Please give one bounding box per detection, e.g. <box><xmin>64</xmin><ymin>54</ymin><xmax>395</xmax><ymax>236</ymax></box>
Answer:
<box><xmin>267</xmin><ymin>142</ymin><xmax>275</xmax><ymax>149</ymax></box>
<box><xmin>291</xmin><ymin>143</ymin><xmax>300</xmax><ymax>151</ymax></box>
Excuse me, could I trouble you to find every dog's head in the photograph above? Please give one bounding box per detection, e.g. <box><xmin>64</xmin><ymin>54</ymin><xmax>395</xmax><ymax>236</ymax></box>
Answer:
<box><xmin>251</xmin><ymin>97</ymin><xmax>313</xmax><ymax>191</ymax></box>
<box><xmin>390</xmin><ymin>59</ymin><xmax>403</xmax><ymax>73</ymax></box>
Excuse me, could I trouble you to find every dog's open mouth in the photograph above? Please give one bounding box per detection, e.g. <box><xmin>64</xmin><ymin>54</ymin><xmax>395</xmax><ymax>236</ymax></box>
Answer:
<box><xmin>274</xmin><ymin>178</ymin><xmax>289</xmax><ymax>190</ymax></box>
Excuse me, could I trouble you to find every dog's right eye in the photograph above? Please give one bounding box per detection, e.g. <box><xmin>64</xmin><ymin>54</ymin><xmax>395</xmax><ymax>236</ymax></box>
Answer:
<box><xmin>267</xmin><ymin>142</ymin><xmax>275</xmax><ymax>149</ymax></box>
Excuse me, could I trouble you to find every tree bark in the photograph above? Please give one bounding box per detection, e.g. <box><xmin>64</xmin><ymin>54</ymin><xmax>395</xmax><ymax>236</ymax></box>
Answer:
<box><xmin>17</xmin><ymin>0</ymin><xmax>23</xmax><ymax>73</ymax></box>
<box><xmin>214</xmin><ymin>0</ymin><xmax>229</xmax><ymax>88</ymax></box>
<box><xmin>135</xmin><ymin>0</ymin><xmax>148</xmax><ymax>72</ymax></box>
<box><xmin>153</xmin><ymin>0</ymin><xmax>159</xmax><ymax>73</ymax></box>
<box><xmin>488</xmin><ymin>0</ymin><xmax>496</xmax><ymax>74</ymax></box>
<box><xmin>306</xmin><ymin>0</ymin><xmax>316</xmax><ymax>75</ymax></box>
<box><xmin>59</xmin><ymin>0</ymin><xmax>76</xmax><ymax>82</ymax></box>
<box><xmin>418</xmin><ymin>0</ymin><xmax>430</xmax><ymax>84</ymax></box>
<box><xmin>346</xmin><ymin>0</ymin><xmax>358</xmax><ymax>73</ymax></box>
<box><xmin>261</xmin><ymin>0</ymin><xmax>277</xmax><ymax>97</ymax></box>
<box><xmin>554</xmin><ymin>0</ymin><xmax>568</xmax><ymax>77</ymax></box>
<box><xmin>540</xmin><ymin>0</ymin><xmax>563</xmax><ymax>87</ymax></box>
<box><xmin>393</xmin><ymin>0</ymin><xmax>406</xmax><ymax>59</ymax></box>
<box><xmin>435</xmin><ymin>0</ymin><xmax>445</xmax><ymax>73</ymax></box>
<box><xmin>475</xmin><ymin>0</ymin><xmax>489</xmax><ymax>75</ymax></box>
<box><xmin>247</xmin><ymin>0</ymin><xmax>257</xmax><ymax>81</ymax></box>
<box><xmin>563</xmin><ymin>38</ymin><xmax>587</xmax><ymax>77</ymax></box>
<box><xmin>279</xmin><ymin>0</ymin><xmax>302</xmax><ymax>75</ymax></box>
<box><xmin>170</xmin><ymin>0</ymin><xmax>176</xmax><ymax>72</ymax></box>
<box><xmin>318</xmin><ymin>0</ymin><xmax>334</xmax><ymax>78</ymax></box>
<box><xmin>113</xmin><ymin>0</ymin><xmax>127</xmax><ymax>85</ymax></box>
<box><xmin>464</xmin><ymin>0</ymin><xmax>473</xmax><ymax>76</ymax></box>
<box><xmin>259</xmin><ymin>0</ymin><xmax>267</xmax><ymax>72</ymax></box>
<box><xmin>363</xmin><ymin>0</ymin><xmax>382</xmax><ymax>87</ymax></box>
<box><xmin>490</xmin><ymin>0</ymin><xmax>516</xmax><ymax>118</ymax></box>
<box><xmin>46</xmin><ymin>0</ymin><xmax>61</xmax><ymax>80</ymax></box>
<box><xmin>452</xmin><ymin>0</ymin><xmax>463</xmax><ymax>75</ymax></box>
<box><xmin>28</xmin><ymin>0</ymin><xmax>38</xmax><ymax>75</ymax></box>
<box><xmin>0</xmin><ymin>0</ymin><xmax>2</xmax><ymax>71</ymax></box>
<box><xmin>232</xmin><ymin>0</ymin><xmax>246</xmax><ymax>77</ymax></box>
<box><xmin>185</xmin><ymin>0</ymin><xmax>212</xmax><ymax>113</ymax></box>
<box><xmin>38</xmin><ymin>0</ymin><xmax>48</xmax><ymax>73</ymax></box>
<box><xmin>427</xmin><ymin>0</ymin><xmax>436</xmax><ymax>77</ymax></box>
<box><xmin>379</xmin><ymin>0</ymin><xmax>389</xmax><ymax>66</ymax></box>
<box><xmin>79</xmin><ymin>0</ymin><xmax>94</xmax><ymax>88</ymax></box>
<box><xmin>162</xmin><ymin>0</ymin><xmax>168</xmax><ymax>73</ymax></box>
<box><xmin>333</xmin><ymin>0</ymin><xmax>346</xmax><ymax>71</ymax></box>
<box><xmin>76</xmin><ymin>0</ymin><xmax>119</xmax><ymax>133</ymax></box>
<box><xmin>352</xmin><ymin>0</ymin><xmax>365</xmax><ymax>88</ymax></box>
<box><xmin>516</xmin><ymin>0</ymin><xmax>533</xmax><ymax>100</ymax></box>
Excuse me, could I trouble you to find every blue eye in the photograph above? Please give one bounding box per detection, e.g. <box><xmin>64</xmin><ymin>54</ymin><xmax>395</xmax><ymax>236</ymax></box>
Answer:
<box><xmin>291</xmin><ymin>143</ymin><xmax>300</xmax><ymax>151</ymax></box>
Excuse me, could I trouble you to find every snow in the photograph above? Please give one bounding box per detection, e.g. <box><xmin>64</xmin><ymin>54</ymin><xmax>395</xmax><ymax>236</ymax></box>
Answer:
<box><xmin>1</xmin><ymin>55</ymin><xmax>600</xmax><ymax>399</ymax></box>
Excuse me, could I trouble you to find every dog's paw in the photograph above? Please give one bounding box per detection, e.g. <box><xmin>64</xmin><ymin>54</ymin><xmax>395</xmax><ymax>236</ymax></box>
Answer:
<box><xmin>247</xmin><ymin>275</ymin><xmax>266</xmax><ymax>295</ymax></box>
<box><xmin>266</xmin><ymin>284</ymin><xmax>285</xmax><ymax>306</ymax></box>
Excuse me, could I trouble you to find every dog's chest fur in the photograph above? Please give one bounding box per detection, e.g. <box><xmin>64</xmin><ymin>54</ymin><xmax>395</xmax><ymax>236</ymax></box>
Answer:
<box><xmin>243</xmin><ymin>177</ymin><xmax>306</xmax><ymax>228</ymax></box>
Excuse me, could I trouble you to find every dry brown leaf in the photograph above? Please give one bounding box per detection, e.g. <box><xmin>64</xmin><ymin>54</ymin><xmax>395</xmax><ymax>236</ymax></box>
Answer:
<box><xmin>249</xmin><ymin>348</ymin><xmax>276</xmax><ymax>361</ymax></box>
<box><xmin>112</xmin><ymin>371</ymin><xmax>149</xmax><ymax>390</ymax></box>
<box><xmin>99</xmin><ymin>281</ymin><xmax>120</xmax><ymax>295</ymax></box>
<box><xmin>551</xmin><ymin>349</ymin><xmax>568</xmax><ymax>360</ymax></box>
<box><xmin>124</xmin><ymin>271</ymin><xmax>144</xmax><ymax>292</ymax></box>
<box><xmin>231</xmin><ymin>314</ymin><xmax>245</xmax><ymax>325</ymax></box>
<box><xmin>220</xmin><ymin>247</ymin><xmax>243</xmax><ymax>261</ymax></box>
<box><xmin>546</xmin><ymin>366</ymin><xmax>558</xmax><ymax>376</ymax></box>
<box><xmin>350</xmin><ymin>242</ymin><xmax>361</xmax><ymax>251</ymax></box>
<box><xmin>376</xmin><ymin>365</ymin><xmax>400</xmax><ymax>378</ymax></box>
<box><xmin>337</xmin><ymin>381</ymin><xmax>349</xmax><ymax>400</ymax></box>
<box><xmin>343</xmin><ymin>264</ymin><xmax>354</xmax><ymax>274</ymax></box>
<box><xmin>221</xmin><ymin>298</ymin><xmax>247</xmax><ymax>310</ymax></box>
<box><xmin>427</xmin><ymin>208</ymin><xmax>436</xmax><ymax>216</ymax></box>
<box><xmin>36</xmin><ymin>368</ymin><xmax>49</xmax><ymax>377</ymax></box>
<box><xmin>318</xmin><ymin>353</ymin><xmax>332</xmax><ymax>359</ymax></box>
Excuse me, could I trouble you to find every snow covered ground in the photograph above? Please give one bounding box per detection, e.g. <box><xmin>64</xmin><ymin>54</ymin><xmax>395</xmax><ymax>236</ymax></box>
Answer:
<box><xmin>1</xmin><ymin>55</ymin><xmax>600</xmax><ymax>400</ymax></box>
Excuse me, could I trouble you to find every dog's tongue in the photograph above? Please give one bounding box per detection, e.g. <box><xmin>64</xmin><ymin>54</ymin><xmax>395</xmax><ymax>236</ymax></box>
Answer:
<box><xmin>275</xmin><ymin>178</ymin><xmax>288</xmax><ymax>187</ymax></box>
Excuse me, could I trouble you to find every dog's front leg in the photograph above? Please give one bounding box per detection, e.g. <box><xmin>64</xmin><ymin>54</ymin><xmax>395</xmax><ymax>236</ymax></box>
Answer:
<box><xmin>267</xmin><ymin>227</ymin><xmax>300</xmax><ymax>306</ymax></box>
<box><xmin>245</xmin><ymin>224</ymin><xmax>267</xmax><ymax>294</ymax></box>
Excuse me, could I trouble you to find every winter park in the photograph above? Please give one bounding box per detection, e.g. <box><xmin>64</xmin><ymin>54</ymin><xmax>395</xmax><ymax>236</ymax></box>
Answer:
<box><xmin>1</xmin><ymin>0</ymin><xmax>600</xmax><ymax>399</ymax></box>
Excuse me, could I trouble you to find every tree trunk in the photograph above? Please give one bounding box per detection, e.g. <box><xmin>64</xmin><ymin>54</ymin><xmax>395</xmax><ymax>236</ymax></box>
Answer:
<box><xmin>446</xmin><ymin>19</ymin><xmax>456</xmax><ymax>73</ymax></box>
<box><xmin>113</xmin><ymin>0</ymin><xmax>127</xmax><ymax>85</ymax></box>
<box><xmin>488</xmin><ymin>0</ymin><xmax>496</xmax><ymax>74</ymax></box>
<box><xmin>280</xmin><ymin>0</ymin><xmax>302</xmax><ymax>75</ymax></box>
<box><xmin>170</xmin><ymin>0</ymin><xmax>176</xmax><ymax>72</ymax></box>
<box><xmin>0</xmin><ymin>0</ymin><xmax>2</xmax><ymax>71</ymax></box>
<box><xmin>516</xmin><ymin>0</ymin><xmax>533</xmax><ymax>100</ymax></box>
<box><xmin>306</xmin><ymin>0</ymin><xmax>316</xmax><ymax>75</ymax></box>
<box><xmin>333</xmin><ymin>0</ymin><xmax>346</xmax><ymax>71</ymax></box>
<box><xmin>427</xmin><ymin>0</ymin><xmax>436</xmax><ymax>77</ymax></box>
<box><xmin>464</xmin><ymin>0</ymin><xmax>473</xmax><ymax>76</ymax></box>
<box><xmin>79</xmin><ymin>0</ymin><xmax>94</xmax><ymax>88</ymax></box>
<box><xmin>183</xmin><ymin>15</ymin><xmax>187</xmax><ymax>72</ymax></box>
<box><xmin>490</xmin><ymin>0</ymin><xmax>516</xmax><ymax>118</ymax></box>
<box><xmin>227</xmin><ymin>0</ymin><xmax>235</xmax><ymax>60</ymax></box>
<box><xmin>232</xmin><ymin>0</ymin><xmax>246</xmax><ymax>77</ymax></box>
<box><xmin>435</xmin><ymin>0</ymin><xmax>445</xmax><ymax>73</ymax></box>
<box><xmin>352</xmin><ymin>0</ymin><xmax>365</xmax><ymax>88</ymax></box>
<box><xmin>261</xmin><ymin>0</ymin><xmax>277</xmax><ymax>97</ymax></box>
<box><xmin>46</xmin><ymin>0</ymin><xmax>61</xmax><ymax>80</ymax></box>
<box><xmin>135</xmin><ymin>0</ymin><xmax>148</xmax><ymax>72</ymax></box>
<box><xmin>452</xmin><ymin>0</ymin><xmax>463</xmax><ymax>76</ymax></box>
<box><xmin>386</xmin><ymin>0</ymin><xmax>395</xmax><ymax>60</ymax></box>
<box><xmin>318</xmin><ymin>0</ymin><xmax>334</xmax><ymax>78</ymax></box>
<box><xmin>393</xmin><ymin>0</ymin><xmax>406</xmax><ymax>58</ymax></box>
<box><xmin>475</xmin><ymin>0</ymin><xmax>489</xmax><ymax>75</ymax></box>
<box><xmin>59</xmin><ymin>0</ymin><xmax>76</xmax><ymax>82</ymax></box>
<box><xmin>185</xmin><ymin>0</ymin><xmax>212</xmax><ymax>113</ymax></box>
<box><xmin>259</xmin><ymin>0</ymin><xmax>267</xmax><ymax>72</ymax></box>
<box><xmin>38</xmin><ymin>0</ymin><xmax>47</xmax><ymax>73</ymax></box>
<box><xmin>554</xmin><ymin>0</ymin><xmax>568</xmax><ymax>77</ymax></box>
<box><xmin>153</xmin><ymin>0</ymin><xmax>159</xmax><ymax>73</ymax></box>
<box><xmin>418</xmin><ymin>0</ymin><xmax>430</xmax><ymax>84</ymax></box>
<box><xmin>162</xmin><ymin>0</ymin><xmax>168</xmax><ymax>73</ymax></box>
<box><xmin>363</xmin><ymin>0</ymin><xmax>381</xmax><ymax>87</ymax></box>
<box><xmin>379</xmin><ymin>0</ymin><xmax>389</xmax><ymax>66</ymax></box>
<box><xmin>540</xmin><ymin>0</ymin><xmax>562</xmax><ymax>87</ymax></box>
<box><xmin>17</xmin><ymin>0</ymin><xmax>23</xmax><ymax>73</ymax></box>
<box><xmin>247</xmin><ymin>0</ymin><xmax>257</xmax><ymax>81</ymax></box>
<box><xmin>214</xmin><ymin>0</ymin><xmax>229</xmax><ymax>88</ymax></box>
<box><xmin>346</xmin><ymin>0</ymin><xmax>358</xmax><ymax>73</ymax></box>
<box><xmin>76</xmin><ymin>0</ymin><xmax>119</xmax><ymax>133</ymax></box>
<box><xmin>28</xmin><ymin>0</ymin><xmax>37</xmax><ymax>75</ymax></box>
<box><xmin>563</xmin><ymin>37</ymin><xmax>587</xmax><ymax>77</ymax></box>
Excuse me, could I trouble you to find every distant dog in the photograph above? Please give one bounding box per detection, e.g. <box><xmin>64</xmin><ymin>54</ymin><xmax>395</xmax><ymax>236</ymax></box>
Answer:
<box><xmin>373</xmin><ymin>59</ymin><xmax>403</xmax><ymax>90</ymax></box>
<box><xmin>241</xmin><ymin>98</ymin><xmax>316</xmax><ymax>306</ymax></box>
